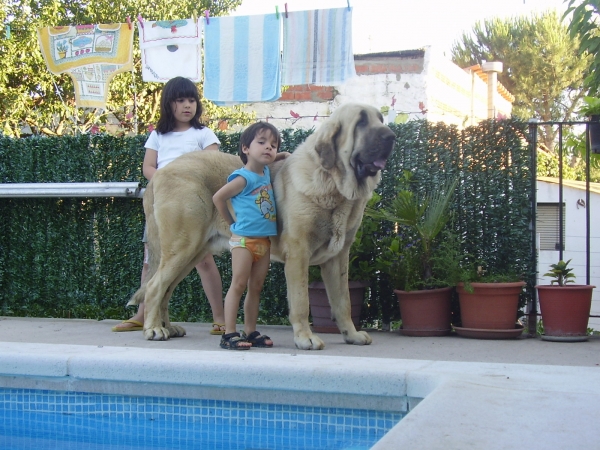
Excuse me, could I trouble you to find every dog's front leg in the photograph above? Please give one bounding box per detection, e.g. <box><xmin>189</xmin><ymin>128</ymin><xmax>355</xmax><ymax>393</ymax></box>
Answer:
<box><xmin>321</xmin><ymin>253</ymin><xmax>372</xmax><ymax>345</ymax></box>
<box><xmin>285</xmin><ymin>252</ymin><xmax>325</xmax><ymax>350</ymax></box>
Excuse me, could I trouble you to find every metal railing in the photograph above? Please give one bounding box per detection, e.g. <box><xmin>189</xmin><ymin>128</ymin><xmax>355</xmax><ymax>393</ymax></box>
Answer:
<box><xmin>0</xmin><ymin>182</ymin><xmax>143</xmax><ymax>198</ymax></box>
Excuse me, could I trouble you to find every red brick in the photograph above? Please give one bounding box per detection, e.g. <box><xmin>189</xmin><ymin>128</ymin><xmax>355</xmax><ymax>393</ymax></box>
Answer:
<box><xmin>294</xmin><ymin>91</ymin><xmax>312</xmax><ymax>100</ymax></box>
<box><xmin>279</xmin><ymin>91</ymin><xmax>295</xmax><ymax>101</ymax></box>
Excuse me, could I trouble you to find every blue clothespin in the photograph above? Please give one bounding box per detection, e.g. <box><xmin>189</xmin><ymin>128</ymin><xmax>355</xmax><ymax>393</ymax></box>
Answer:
<box><xmin>275</xmin><ymin>5</ymin><xmax>280</xmax><ymax>19</ymax></box>
<box><xmin>347</xmin><ymin>0</ymin><xmax>351</xmax><ymax>10</ymax></box>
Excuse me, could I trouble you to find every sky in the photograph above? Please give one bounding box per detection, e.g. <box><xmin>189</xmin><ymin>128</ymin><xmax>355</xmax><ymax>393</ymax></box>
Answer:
<box><xmin>230</xmin><ymin>0</ymin><xmax>569</xmax><ymax>56</ymax></box>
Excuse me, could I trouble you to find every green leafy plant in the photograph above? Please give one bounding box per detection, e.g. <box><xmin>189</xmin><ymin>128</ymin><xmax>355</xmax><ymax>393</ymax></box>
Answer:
<box><xmin>543</xmin><ymin>259</ymin><xmax>576</xmax><ymax>286</ymax></box>
<box><xmin>458</xmin><ymin>262</ymin><xmax>523</xmax><ymax>293</ymax></box>
<box><xmin>577</xmin><ymin>96</ymin><xmax>600</xmax><ymax>117</ymax></box>
<box><xmin>368</xmin><ymin>172</ymin><xmax>460</xmax><ymax>291</ymax></box>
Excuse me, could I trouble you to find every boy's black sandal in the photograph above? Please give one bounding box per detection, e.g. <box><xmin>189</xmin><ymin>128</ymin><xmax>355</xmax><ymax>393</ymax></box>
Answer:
<box><xmin>220</xmin><ymin>332</ymin><xmax>250</xmax><ymax>350</ymax></box>
<box><xmin>242</xmin><ymin>330</ymin><xmax>273</xmax><ymax>348</ymax></box>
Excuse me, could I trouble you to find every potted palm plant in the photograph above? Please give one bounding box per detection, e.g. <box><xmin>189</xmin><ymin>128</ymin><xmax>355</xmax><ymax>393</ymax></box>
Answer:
<box><xmin>369</xmin><ymin>173</ymin><xmax>460</xmax><ymax>336</ymax></box>
<box><xmin>536</xmin><ymin>259</ymin><xmax>595</xmax><ymax>342</ymax></box>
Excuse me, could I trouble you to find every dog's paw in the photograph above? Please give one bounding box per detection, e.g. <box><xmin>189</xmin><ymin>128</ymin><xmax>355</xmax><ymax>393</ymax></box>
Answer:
<box><xmin>294</xmin><ymin>333</ymin><xmax>325</xmax><ymax>350</ymax></box>
<box><xmin>167</xmin><ymin>325</ymin><xmax>187</xmax><ymax>338</ymax></box>
<box><xmin>343</xmin><ymin>330</ymin><xmax>372</xmax><ymax>346</ymax></box>
<box><xmin>143</xmin><ymin>327</ymin><xmax>170</xmax><ymax>341</ymax></box>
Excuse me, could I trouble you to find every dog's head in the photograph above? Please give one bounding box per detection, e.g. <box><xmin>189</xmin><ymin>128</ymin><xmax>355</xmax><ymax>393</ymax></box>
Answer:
<box><xmin>314</xmin><ymin>103</ymin><xmax>396</xmax><ymax>197</ymax></box>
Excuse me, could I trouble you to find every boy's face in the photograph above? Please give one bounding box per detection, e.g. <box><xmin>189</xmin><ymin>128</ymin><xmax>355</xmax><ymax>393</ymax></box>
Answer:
<box><xmin>242</xmin><ymin>130</ymin><xmax>278</xmax><ymax>165</ymax></box>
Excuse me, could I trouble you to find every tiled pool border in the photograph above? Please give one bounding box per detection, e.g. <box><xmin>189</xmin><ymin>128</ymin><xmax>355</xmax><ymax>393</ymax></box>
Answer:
<box><xmin>1</xmin><ymin>387</ymin><xmax>404</xmax><ymax>436</ymax></box>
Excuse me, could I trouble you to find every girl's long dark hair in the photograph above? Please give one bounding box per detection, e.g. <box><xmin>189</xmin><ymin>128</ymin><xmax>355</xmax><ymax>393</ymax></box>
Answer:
<box><xmin>156</xmin><ymin>77</ymin><xmax>205</xmax><ymax>134</ymax></box>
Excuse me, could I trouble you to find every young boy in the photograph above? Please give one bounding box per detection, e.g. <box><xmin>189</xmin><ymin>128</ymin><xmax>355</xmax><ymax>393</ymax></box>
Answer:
<box><xmin>212</xmin><ymin>122</ymin><xmax>283</xmax><ymax>350</ymax></box>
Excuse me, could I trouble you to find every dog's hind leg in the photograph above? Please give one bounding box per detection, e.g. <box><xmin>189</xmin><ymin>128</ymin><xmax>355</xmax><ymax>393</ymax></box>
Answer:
<box><xmin>321</xmin><ymin>253</ymin><xmax>372</xmax><ymax>345</ymax></box>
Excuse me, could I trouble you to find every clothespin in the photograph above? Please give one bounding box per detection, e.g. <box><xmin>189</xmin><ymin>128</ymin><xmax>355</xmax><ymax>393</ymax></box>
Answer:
<box><xmin>5</xmin><ymin>24</ymin><xmax>10</xmax><ymax>39</ymax></box>
<box><xmin>347</xmin><ymin>0</ymin><xmax>351</xmax><ymax>10</ymax></box>
<box><xmin>204</xmin><ymin>10</ymin><xmax>210</xmax><ymax>25</ymax></box>
<box><xmin>285</xmin><ymin>3</ymin><xmax>288</xmax><ymax>18</ymax></box>
<box><xmin>192</xmin><ymin>10</ymin><xmax>198</xmax><ymax>23</ymax></box>
<box><xmin>126</xmin><ymin>16</ymin><xmax>132</xmax><ymax>30</ymax></box>
<box><xmin>137</xmin><ymin>14</ymin><xmax>144</xmax><ymax>29</ymax></box>
<box><xmin>275</xmin><ymin>5</ymin><xmax>279</xmax><ymax>19</ymax></box>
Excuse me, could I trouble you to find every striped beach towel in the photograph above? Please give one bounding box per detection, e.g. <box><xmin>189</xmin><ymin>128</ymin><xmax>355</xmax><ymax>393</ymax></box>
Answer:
<box><xmin>203</xmin><ymin>14</ymin><xmax>281</xmax><ymax>105</ymax></box>
<box><xmin>282</xmin><ymin>7</ymin><xmax>356</xmax><ymax>86</ymax></box>
<box><xmin>138</xmin><ymin>18</ymin><xmax>202</xmax><ymax>82</ymax></box>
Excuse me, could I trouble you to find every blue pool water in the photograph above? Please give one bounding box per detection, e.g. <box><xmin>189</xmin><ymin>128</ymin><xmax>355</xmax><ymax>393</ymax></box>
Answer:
<box><xmin>0</xmin><ymin>388</ymin><xmax>404</xmax><ymax>449</ymax></box>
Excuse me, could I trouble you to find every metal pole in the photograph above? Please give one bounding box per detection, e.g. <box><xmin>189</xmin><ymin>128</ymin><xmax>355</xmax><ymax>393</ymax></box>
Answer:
<box><xmin>527</xmin><ymin>119</ymin><xmax>539</xmax><ymax>337</ymax></box>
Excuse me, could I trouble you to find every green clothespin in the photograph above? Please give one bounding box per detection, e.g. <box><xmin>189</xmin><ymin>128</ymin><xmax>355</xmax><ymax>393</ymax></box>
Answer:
<box><xmin>275</xmin><ymin>6</ymin><xmax>280</xmax><ymax>19</ymax></box>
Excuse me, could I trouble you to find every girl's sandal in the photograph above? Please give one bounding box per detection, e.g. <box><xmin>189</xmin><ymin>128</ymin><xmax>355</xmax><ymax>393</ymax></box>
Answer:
<box><xmin>220</xmin><ymin>332</ymin><xmax>251</xmax><ymax>350</ymax></box>
<box><xmin>210</xmin><ymin>323</ymin><xmax>226</xmax><ymax>335</ymax></box>
<box><xmin>242</xmin><ymin>330</ymin><xmax>273</xmax><ymax>348</ymax></box>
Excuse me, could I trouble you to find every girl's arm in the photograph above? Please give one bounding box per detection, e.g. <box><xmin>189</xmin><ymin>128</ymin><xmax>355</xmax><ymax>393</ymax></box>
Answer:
<box><xmin>142</xmin><ymin>148</ymin><xmax>158</xmax><ymax>181</ymax></box>
<box><xmin>212</xmin><ymin>176</ymin><xmax>246</xmax><ymax>226</ymax></box>
<box><xmin>203</xmin><ymin>143</ymin><xmax>220</xmax><ymax>151</ymax></box>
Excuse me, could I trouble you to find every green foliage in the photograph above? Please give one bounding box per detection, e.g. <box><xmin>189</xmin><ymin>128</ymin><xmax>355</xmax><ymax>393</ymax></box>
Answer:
<box><xmin>451</xmin><ymin>10</ymin><xmax>590</xmax><ymax>152</ymax></box>
<box><xmin>577</xmin><ymin>96</ymin><xmax>600</xmax><ymax>116</ymax></box>
<box><xmin>0</xmin><ymin>120</ymin><xmax>536</xmax><ymax>329</ymax></box>
<box><xmin>543</xmin><ymin>259</ymin><xmax>577</xmax><ymax>286</ymax></box>
<box><xmin>565</xmin><ymin>0</ymin><xmax>600</xmax><ymax>95</ymax></box>
<box><xmin>0</xmin><ymin>0</ymin><xmax>245</xmax><ymax>137</ymax></box>
<box><xmin>368</xmin><ymin>171</ymin><xmax>460</xmax><ymax>291</ymax></box>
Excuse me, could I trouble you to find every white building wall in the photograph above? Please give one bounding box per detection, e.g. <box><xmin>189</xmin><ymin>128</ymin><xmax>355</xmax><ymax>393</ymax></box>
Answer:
<box><xmin>536</xmin><ymin>180</ymin><xmax>600</xmax><ymax>331</ymax></box>
<box><xmin>239</xmin><ymin>47</ymin><xmax>512</xmax><ymax>131</ymax></box>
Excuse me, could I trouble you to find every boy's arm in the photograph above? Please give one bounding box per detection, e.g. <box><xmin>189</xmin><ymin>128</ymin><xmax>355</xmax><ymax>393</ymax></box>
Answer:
<box><xmin>212</xmin><ymin>176</ymin><xmax>246</xmax><ymax>226</ymax></box>
<box><xmin>275</xmin><ymin>151</ymin><xmax>291</xmax><ymax>161</ymax></box>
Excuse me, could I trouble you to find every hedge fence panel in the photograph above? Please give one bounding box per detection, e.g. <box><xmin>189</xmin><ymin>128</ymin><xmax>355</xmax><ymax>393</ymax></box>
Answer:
<box><xmin>0</xmin><ymin>119</ymin><xmax>534</xmax><ymax>328</ymax></box>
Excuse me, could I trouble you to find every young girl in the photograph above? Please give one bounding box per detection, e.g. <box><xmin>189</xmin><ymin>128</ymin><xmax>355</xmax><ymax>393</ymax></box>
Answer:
<box><xmin>212</xmin><ymin>122</ymin><xmax>282</xmax><ymax>350</ymax></box>
<box><xmin>112</xmin><ymin>76</ymin><xmax>226</xmax><ymax>335</ymax></box>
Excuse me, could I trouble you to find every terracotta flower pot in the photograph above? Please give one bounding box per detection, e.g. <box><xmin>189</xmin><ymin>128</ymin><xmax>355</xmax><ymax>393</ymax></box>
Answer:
<box><xmin>308</xmin><ymin>281</ymin><xmax>367</xmax><ymax>333</ymax></box>
<box><xmin>536</xmin><ymin>284</ymin><xmax>595</xmax><ymax>341</ymax></box>
<box><xmin>394</xmin><ymin>287</ymin><xmax>452</xmax><ymax>336</ymax></box>
<box><xmin>456</xmin><ymin>281</ymin><xmax>525</xmax><ymax>330</ymax></box>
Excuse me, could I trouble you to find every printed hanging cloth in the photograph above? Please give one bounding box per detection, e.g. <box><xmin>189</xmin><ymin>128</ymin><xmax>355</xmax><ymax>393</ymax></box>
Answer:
<box><xmin>203</xmin><ymin>14</ymin><xmax>281</xmax><ymax>105</ymax></box>
<box><xmin>282</xmin><ymin>7</ymin><xmax>356</xmax><ymax>86</ymax></box>
<box><xmin>38</xmin><ymin>23</ymin><xmax>134</xmax><ymax>109</ymax></box>
<box><xmin>138</xmin><ymin>18</ymin><xmax>203</xmax><ymax>82</ymax></box>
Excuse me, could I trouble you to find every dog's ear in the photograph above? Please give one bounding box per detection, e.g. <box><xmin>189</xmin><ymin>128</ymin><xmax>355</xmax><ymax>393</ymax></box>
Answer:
<box><xmin>315</xmin><ymin>121</ymin><xmax>340</xmax><ymax>170</ymax></box>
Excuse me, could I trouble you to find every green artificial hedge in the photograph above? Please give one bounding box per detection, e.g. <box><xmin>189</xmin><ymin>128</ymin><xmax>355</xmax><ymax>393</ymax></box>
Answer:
<box><xmin>0</xmin><ymin>120</ymin><xmax>534</xmax><ymax>328</ymax></box>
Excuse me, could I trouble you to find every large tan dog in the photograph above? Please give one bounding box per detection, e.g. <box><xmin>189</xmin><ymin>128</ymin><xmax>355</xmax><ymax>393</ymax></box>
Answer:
<box><xmin>129</xmin><ymin>103</ymin><xmax>396</xmax><ymax>350</ymax></box>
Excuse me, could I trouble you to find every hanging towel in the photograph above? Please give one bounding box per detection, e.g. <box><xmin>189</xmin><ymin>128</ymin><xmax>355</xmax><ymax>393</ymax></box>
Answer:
<box><xmin>38</xmin><ymin>24</ymin><xmax>134</xmax><ymax>109</ymax></box>
<box><xmin>203</xmin><ymin>14</ymin><xmax>281</xmax><ymax>105</ymax></box>
<box><xmin>138</xmin><ymin>18</ymin><xmax>202</xmax><ymax>82</ymax></box>
<box><xmin>282</xmin><ymin>7</ymin><xmax>356</xmax><ymax>86</ymax></box>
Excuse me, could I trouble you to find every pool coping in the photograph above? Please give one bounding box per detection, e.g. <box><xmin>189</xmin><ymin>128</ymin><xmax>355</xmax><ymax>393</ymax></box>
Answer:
<box><xmin>1</xmin><ymin>341</ymin><xmax>599</xmax><ymax>449</ymax></box>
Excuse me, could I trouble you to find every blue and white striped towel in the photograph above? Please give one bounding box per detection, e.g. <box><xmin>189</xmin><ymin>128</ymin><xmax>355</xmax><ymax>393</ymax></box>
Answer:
<box><xmin>203</xmin><ymin>14</ymin><xmax>281</xmax><ymax>105</ymax></box>
<box><xmin>282</xmin><ymin>7</ymin><xmax>356</xmax><ymax>86</ymax></box>
<box><xmin>138</xmin><ymin>18</ymin><xmax>202</xmax><ymax>82</ymax></box>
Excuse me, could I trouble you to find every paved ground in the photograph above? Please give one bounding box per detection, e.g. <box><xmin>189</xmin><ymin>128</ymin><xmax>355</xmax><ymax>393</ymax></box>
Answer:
<box><xmin>2</xmin><ymin>316</ymin><xmax>600</xmax><ymax>449</ymax></box>
<box><xmin>1</xmin><ymin>316</ymin><xmax>599</xmax><ymax>366</ymax></box>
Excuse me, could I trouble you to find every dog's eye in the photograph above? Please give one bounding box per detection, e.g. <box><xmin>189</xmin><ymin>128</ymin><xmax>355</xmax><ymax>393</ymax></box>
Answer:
<box><xmin>357</xmin><ymin>110</ymin><xmax>368</xmax><ymax>127</ymax></box>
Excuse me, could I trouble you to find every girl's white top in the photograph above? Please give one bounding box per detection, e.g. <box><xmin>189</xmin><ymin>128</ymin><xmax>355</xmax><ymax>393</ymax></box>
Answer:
<box><xmin>145</xmin><ymin>127</ymin><xmax>220</xmax><ymax>169</ymax></box>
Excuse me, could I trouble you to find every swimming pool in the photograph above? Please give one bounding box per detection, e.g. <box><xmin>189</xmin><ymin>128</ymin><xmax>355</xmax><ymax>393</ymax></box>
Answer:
<box><xmin>0</xmin><ymin>388</ymin><xmax>405</xmax><ymax>449</ymax></box>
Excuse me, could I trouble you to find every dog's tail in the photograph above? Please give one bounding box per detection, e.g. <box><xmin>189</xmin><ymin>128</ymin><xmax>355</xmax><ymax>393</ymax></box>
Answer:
<box><xmin>126</xmin><ymin>179</ymin><xmax>161</xmax><ymax>307</ymax></box>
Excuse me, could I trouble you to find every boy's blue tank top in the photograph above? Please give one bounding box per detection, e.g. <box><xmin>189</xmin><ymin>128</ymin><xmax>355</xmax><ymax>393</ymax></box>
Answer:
<box><xmin>228</xmin><ymin>167</ymin><xmax>277</xmax><ymax>237</ymax></box>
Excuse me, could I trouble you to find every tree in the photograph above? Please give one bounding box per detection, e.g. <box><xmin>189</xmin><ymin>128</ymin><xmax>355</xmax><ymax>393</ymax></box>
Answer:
<box><xmin>565</xmin><ymin>0</ymin><xmax>600</xmax><ymax>95</ymax></box>
<box><xmin>0</xmin><ymin>0</ymin><xmax>252</xmax><ymax>137</ymax></box>
<box><xmin>451</xmin><ymin>10</ymin><xmax>590</xmax><ymax>152</ymax></box>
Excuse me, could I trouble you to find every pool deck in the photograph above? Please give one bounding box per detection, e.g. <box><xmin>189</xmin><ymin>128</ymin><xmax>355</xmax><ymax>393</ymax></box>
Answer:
<box><xmin>1</xmin><ymin>316</ymin><xmax>599</xmax><ymax>449</ymax></box>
